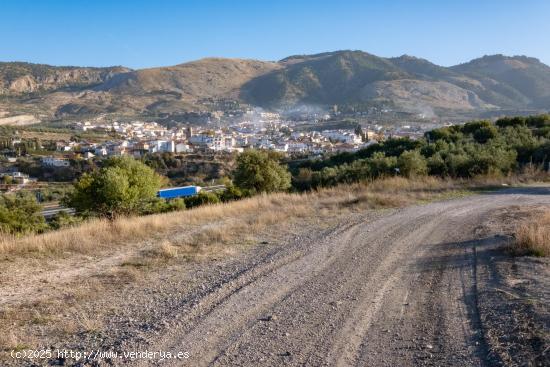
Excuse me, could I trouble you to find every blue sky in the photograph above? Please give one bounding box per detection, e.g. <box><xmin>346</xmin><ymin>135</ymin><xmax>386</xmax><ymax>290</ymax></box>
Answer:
<box><xmin>1</xmin><ymin>0</ymin><xmax>548</xmax><ymax>69</ymax></box>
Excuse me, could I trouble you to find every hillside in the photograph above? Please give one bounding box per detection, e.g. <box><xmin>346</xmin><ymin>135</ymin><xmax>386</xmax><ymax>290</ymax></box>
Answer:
<box><xmin>451</xmin><ymin>54</ymin><xmax>550</xmax><ymax>108</ymax></box>
<box><xmin>1</xmin><ymin>51</ymin><xmax>550</xmax><ymax>122</ymax></box>
<box><xmin>0</xmin><ymin>62</ymin><xmax>130</xmax><ymax>94</ymax></box>
<box><xmin>241</xmin><ymin>51</ymin><xmax>407</xmax><ymax>106</ymax></box>
<box><xmin>242</xmin><ymin>51</ymin><xmax>548</xmax><ymax>113</ymax></box>
<box><xmin>99</xmin><ymin>58</ymin><xmax>280</xmax><ymax>99</ymax></box>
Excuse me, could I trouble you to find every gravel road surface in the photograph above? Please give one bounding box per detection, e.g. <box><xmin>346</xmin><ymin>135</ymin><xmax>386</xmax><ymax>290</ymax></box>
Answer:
<box><xmin>121</xmin><ymin>187</ymin><xmax>549</xmax><ymax>367</ymax></box>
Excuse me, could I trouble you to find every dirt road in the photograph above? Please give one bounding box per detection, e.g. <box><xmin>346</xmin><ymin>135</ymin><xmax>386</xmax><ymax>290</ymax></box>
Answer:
<box><xmin>110</xmin><ymin>187</ymin><xmax>547</xmax><ymax>367</ymax></box>
<box><xmin>8</xmin><ymin>187</ymin><xmax>548</xmax><ymax>366</ymax></box>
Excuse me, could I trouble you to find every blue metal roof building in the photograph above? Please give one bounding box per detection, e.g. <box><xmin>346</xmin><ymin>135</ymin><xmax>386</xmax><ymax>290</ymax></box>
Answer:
<box><xmin>157</xmin><ymin>186</ymin><xmax>201</xmax><ymax>199</ymax></box>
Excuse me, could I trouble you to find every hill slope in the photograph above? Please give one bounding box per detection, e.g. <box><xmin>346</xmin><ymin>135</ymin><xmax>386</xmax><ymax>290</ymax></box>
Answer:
<box><xmin>242</xmin><ymin>51</ymin><xmax>549</xmax><ymax>113</ymax></box>
<box><xmin>241</xmin><ymin>51</ymin><xmax>406</xmax><ymax>106</ymax></box>
<box><xmin>0</xmin><ymin>62</ymin><xmax>130</xmax><ymax>94</ymax></box>
<box><xmin>451</xmin><ymin>54</ymin><xmax>550</xmax><ymax>108</ymax></box>
<box><xmin>1</xmin><ymin>51</ymin><xmax>549</xmax><ymax>122</ymax></box>
<box><xmin>99</xmin><ymin>58</ymin><xmax>280</xmax><ymax>100</ymax></box>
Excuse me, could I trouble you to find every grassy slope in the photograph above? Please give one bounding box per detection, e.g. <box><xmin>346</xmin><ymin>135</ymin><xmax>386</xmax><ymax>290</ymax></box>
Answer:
<box><xmin>0</xmin><ymin>176</ymin><xmax>477</xmax><ymax>257</ymax></box>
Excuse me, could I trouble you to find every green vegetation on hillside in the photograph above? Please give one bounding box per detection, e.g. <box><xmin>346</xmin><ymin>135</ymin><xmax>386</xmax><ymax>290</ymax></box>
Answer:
<box><xmin>292</xmin><ymin>115</ymin><xmax>550</xmax><ymax>189</ymax></box>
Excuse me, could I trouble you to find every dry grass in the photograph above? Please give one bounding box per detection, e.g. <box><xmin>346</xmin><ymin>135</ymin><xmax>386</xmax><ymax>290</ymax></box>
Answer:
<box><xmin>0</xmin><ymin>331</ymin><xmax>33</xmax><ymax>351</ymax></box>
<box><xmin>152</xmin><ymin>240</ymin><xmax>179</xmax><ymax>259</ymax></box>
<box><xmin>0</xmin><ymin>306</ymin><xmax>42</xmax><ymax>351</ymax></box>
<box><xmin>67</xmin><ymin>308</ymin><xmax>104</xmax><ymax>334</ymax></box>
<box><xmin>0</xmin><ymin>277</ymin><xmax>109</xmax><ymax>353</ymax></box>
<box><xmin>0</xmin><ymin>175</ymin><xmax>514</xmax><ymax>258</ymax></box>
<box><xmin>512</xmin><ymin>210</ymin><xmax>550</xmax><ymax>257</ymax></box>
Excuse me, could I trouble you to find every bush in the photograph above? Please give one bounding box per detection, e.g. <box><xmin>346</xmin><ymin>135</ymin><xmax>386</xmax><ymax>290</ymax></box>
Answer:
<box><xmin>366</xmin><ymin>152</ymin><xmax>398</xmax><ymax>178</ymax></box>
<box><xmin>461</xmin><ymin>120</ymin><xmax>493</xmax><ymax>135</ymax></box>
<box><xmin>234</xmin><ymin>150</ymin><xmax>291</xmax><ymax>193</ymax></box>
<box><xmin>218</xmin><ymin>184</ymin><xmax>247</xmax><ymax>202</ymax></box>
<box><xmin>0</xmin><ymin>193</ymin><xmax>47</xmax><ymax>235</ymax></box>
<box><xmin>473</xmin><ymin>125</ymin><xmax>498</xmax><ymax>143</ymax></box>
<box><xmin>184</xmin><ymin>191</ymin><xmax>221</xmax><ymax>208</ymax></box>
<box><xmin>397</xmin><ymin>150</ymin><xmax>428</xmax><ymax>177</ymax></box>
<box><xmin>292</xmin><ymin>168</ymin><xmax>314</xmax><ymax>191</ymax></box>
<box><xmin>64</xmin><ymin>156</ymin><xmax>164</xmax><ymax>218</ymax></box>
<box><xmin>2</xmin><ymin>175</ymin><xmax>13</xmax><ymax>185</ymax></box>
<box><xmin>49</xmin><ymin>211</ymin><xmax>82</xmax><ymax>230</ymax></box>
<box><xmin>495</xmin><ymin>116</ymin><xmax>527</xmax><ymax>128</ymax></box>
<box><xmin>427</xmin><ymin>153</ymin><xmax>448</xmax><ymax>176</ymax></box>
<box><xmin>141</xmin><ymin>197</ymin><xmax>186</xmax><ymax>215</ymax></box>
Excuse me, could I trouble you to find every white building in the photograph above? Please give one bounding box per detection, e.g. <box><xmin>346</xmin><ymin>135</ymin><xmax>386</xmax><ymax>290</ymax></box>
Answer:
<box><xmin>288</xmin><ymin>142</ymin><xmax>310</xmax><ymax>153</ymax></box>
<box><xmin>321</xmin><ymin>130</ymin><xmax>362</xmax><ymax>144</ymax></box>
<box><xmin>82</xmin><ymin>152</ymin><xmax>95</xmax><ymax>160</ymax></box>
<box><xmin>149</xmin><ymin>140</ymin><xmax>175</xmax><ymax>153</ymax></box>
<box><xmin>210</xmin><ymin>136</ymin><xmax>235</xmax><ymax>151</ymax></box>
<box><xmin>42</xmin><ymin>157</ymin><xmax>70</xmax><ymax>167</ymax></box>
<box><xmin>274</xmin><ymin>144</ymin><xmax>289</xmax><ymax>152</ymax></box>
<box><xmin>175</xmin><ymin>142</ymin><xmax>192</xmax><ymax>153</ymax></box>
<box><xmin>1</xmin><ymin>172</ymin><xmax>32</xmax><ymax>184</ymax></box>
<box><xmin>94</xmin><ymin>147</ymin><xmax>108</xmax><ymax>156</ymax></box>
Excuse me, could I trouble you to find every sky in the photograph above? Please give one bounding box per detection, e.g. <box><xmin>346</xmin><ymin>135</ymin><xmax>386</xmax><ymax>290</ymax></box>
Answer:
<box><xmin>1</xmin><ymin>0</ymin><xmax>549</xmax><ymax>69</ymax></box>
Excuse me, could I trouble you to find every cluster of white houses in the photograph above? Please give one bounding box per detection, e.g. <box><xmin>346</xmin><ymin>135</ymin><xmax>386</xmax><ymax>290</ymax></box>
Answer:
<box><xmin>57</xmin><ymin>120</ymin><xmax>382</xmax><ymax>161</ymax></box>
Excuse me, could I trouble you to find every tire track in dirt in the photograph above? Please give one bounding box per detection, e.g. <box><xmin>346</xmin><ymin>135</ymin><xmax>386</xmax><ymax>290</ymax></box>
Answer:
<box><xmin>117</xmin><ymin>188</ymin><xmax>550</xmax><ymax>366</ymax></box>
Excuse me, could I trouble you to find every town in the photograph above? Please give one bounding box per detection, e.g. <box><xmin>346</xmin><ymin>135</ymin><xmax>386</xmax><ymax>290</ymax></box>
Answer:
<box><xmin>44</xmin><ymin>111</ymin><xmax>430</xmax><ymax>156</ymax></box>
<box><xmin>0</xmin><ymin>107</ymin><xmax>443</xmax><ymax>190</ymax></box>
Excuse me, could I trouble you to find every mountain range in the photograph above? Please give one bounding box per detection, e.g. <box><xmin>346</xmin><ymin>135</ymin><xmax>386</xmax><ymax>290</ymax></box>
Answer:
<box><xmin>1</xmin><ymin>50</ymin><xmax>550</xmax><ymax>123</ymax></box>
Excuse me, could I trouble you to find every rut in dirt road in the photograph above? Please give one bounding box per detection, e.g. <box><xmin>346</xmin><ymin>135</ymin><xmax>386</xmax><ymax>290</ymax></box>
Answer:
<box><xmin>139</xmin><ymin>187</ymin><xmax>550</xmax><ymax>367</ymax></box>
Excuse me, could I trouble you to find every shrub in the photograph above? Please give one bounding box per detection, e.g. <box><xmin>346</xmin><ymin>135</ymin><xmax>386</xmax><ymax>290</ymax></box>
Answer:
<box><xmin>473</xmin><ymin>125</ymin><xmax>498</xmax><ymax>143</ymax></box>
<box><xmin>495</xmin><ymin>116</ymin><xmax>527</xmax><ymax>128</ymax></box>
<box><xmin>0</xmin><ymin>193</ymin><xmax>47</xmax><ymax>235</ymax></box>
<box><xmin>218</xmin><ymin>185</ymin><xmax>247</xmax><ymax>202</ymax></box>
<box><xmin>234</xmin><ymin>150</ymin><xmax>291</xmax><ymax>193</ymax></box>
<box><xmin>64</xmin><ymin>156</ymin><xmax>164</xmax><ymax>218</ymax></box>
<box><xmin>184</xmin><ymin>191</ymin><xmax>221</xmax><ymax>208</ymax></box>
<box><xmin>461</xmin><ymin>120</ymin><xmax>493</xmax><ymax>135</ymax></box>
<box><xmin>397</xmin><ymin>150</ymin><xmax>428</xmax><ymax>177</ymax></box>
<box><xmin>49</xmin><ymin>211</ymin><xmax>82</xmax><ymax>230</ymax></box>
<box><xmin>292</xmin><ymin>168</ymin><xmax>314</xmax><ymax>191</ymax></box>
<box><xmin>141</xmin><ymin>198</ymin><xmax>186</xmax><ymax>215</ymax></box>
<box><xmin>427</xmin><ymin>153</ymin><xmax>448</xmax><ymax>176</ymax></box>
<box><xmin>1</xmin><ymin>175</ymin><xmax>13</xmax><ymax>185</ymax></box>
<box><xmin>366</xmin><ymin>152</ymin><xmax>398</xmax><ymax>178</ymax></box>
